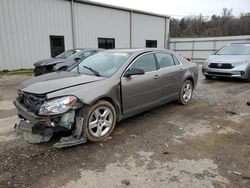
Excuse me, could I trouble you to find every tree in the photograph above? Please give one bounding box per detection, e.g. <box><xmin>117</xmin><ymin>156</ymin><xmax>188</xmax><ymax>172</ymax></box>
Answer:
<box><xmin>169</xmin><ymin>8</ymin><xmax>250</xmax><ymax>37</ymax></box>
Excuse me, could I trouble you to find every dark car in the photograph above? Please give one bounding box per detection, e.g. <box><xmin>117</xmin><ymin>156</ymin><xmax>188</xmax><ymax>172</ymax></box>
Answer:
<box><xmin>15</xmin><ymin>48</ymin><xmax>198</xmax><ymax>148</ymax></box>
<box><xmin>33</xmin><ymin>48</ymin><xmax>101</xmax><ymax>76</ymax></box>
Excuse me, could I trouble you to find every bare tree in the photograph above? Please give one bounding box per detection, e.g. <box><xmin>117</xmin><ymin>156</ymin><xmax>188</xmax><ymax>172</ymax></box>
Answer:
<box><xmin>170</xmin><ymin>8</ymin><xmax>250</xmax><ymax>37</ymax></box>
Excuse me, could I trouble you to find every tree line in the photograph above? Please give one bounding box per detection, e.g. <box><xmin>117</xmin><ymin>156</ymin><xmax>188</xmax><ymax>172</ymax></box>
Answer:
<box><xmin>170</xmin><ymin>8</ymin><xmax>250</xmax><ymax>37</ymax></box>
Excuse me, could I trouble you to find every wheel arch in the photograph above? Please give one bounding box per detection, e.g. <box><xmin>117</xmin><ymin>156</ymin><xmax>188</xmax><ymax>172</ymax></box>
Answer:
<box><xmin>186</xmin><ymin>76</ymin><xmax>194</xmax><ymax>86</ymax></box>
<box><xmin>90</xmin><ymin>96</ymin><xmax>122</xmax><ymax>121</ymax></box>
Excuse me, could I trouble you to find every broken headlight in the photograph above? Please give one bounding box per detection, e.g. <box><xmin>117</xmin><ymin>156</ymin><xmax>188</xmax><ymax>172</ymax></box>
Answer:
<box><xmin>39</xmin><ymin>96</ymin><xmax>78</xmax><ymax>115</ymax></box>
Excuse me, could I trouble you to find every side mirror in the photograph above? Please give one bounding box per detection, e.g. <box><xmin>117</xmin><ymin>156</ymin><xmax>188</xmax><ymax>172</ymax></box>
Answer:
<box><xmin>74</xmin><ymin>57</ymin><xmax>82</xmax><ymax>62</ymax></box>
<box><xmin>124</xmin><ymin>68</ymin><xmax>145</xmax><ymax>77</ymax></box>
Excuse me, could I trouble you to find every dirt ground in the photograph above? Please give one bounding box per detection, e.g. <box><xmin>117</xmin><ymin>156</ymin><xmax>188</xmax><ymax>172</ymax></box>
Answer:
<box><xmin>0</xmin><ymin>66</ymin><xmax>250</xmax><ymax>188</ymax></box>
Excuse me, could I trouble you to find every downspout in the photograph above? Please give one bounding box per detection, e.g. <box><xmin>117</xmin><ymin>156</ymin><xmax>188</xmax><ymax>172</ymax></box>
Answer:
<box><xmin>130</xmin><ymin>10</ymin><xmax>133</xmax><ymax>48</ymax></box>
<box><xmin>71</xmin><ymin>0</ymin><xmax>76</xmax><ymax>48</ymax></box>
<box><xmin>164</xmin><ymin>17</ymin><xmax>170</xmax><ymax>49</ymax></box>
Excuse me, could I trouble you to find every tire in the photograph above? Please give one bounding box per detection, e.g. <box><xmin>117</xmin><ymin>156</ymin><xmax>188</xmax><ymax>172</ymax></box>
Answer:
<box><xmin>178</xmin><ymin>80</ymin><xmax>194</xmax><ymax>105</ymax></box>
<box><xmin>247</xmin><ymin>72</ymin><xmax>250</xmax><ymax>82</ymax></box>
<box><xmin>205</xmin><ymin>75</ymin><xmax>213</xmax><ymax>79</ymax></box>
<box><xmin>84</xmin><ymin>100</ymin><xmax>117</xmax><ymax>142</ymax></box>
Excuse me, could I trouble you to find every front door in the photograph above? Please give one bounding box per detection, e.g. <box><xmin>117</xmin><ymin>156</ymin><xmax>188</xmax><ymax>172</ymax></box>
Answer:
<box><xmin>121</xmin><ymin>53</ymin><xmax>161</xmax><ymax>118</ymax></box>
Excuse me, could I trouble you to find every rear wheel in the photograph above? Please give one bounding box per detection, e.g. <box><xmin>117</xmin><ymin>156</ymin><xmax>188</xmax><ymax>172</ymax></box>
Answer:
<box><xmin>205</xmin><ymin>75</ymin><xmax>213</xmax><ymax>79</ymax></box>
<box><xmin>84</xmin><ymin>100</ymin><xmax>116</xmax><ymax>142</ymax></box>
<box><xmin>178</xmin><ymin>80</ymin><xmax>193</xmax><ymax>105</ymax></box>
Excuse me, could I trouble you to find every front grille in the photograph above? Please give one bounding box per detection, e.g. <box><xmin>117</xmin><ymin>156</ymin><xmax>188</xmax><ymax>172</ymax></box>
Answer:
<box><xmin>209</xmin><ymin>63</ymin><xmax>234</xmax><ymax>69</ymax></box>
<box><xmin>17</xmin><ymin>91</ymin><xmax>45</xmax><ymax>114</ymax></box>
<box><xmin>34</xmin><ymin>65</ymin><xmax>54</xmax><ymax>76</ymax></box>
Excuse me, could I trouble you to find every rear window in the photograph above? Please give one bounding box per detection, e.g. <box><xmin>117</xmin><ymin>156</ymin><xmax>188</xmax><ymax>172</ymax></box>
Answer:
<box><xmin>155</xmin><ymin>53</ymin><xmax>175</xmax><ymax>68</ymax></box>
<box><xmin>55</xmin><ymin>50</ymin><xmax>80</xmax><ymax>59</ymax></box>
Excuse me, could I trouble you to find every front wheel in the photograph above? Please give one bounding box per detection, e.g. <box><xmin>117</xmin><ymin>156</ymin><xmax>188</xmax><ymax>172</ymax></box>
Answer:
<box><xmin>84</xmin><ymin>100</ymin><xmax>116</xmax><ymax>142</ymax></box>
<box><xmin>178</xmin><ymin>80</ymin><xmax>193</xmax><ymax>105</ymax></box>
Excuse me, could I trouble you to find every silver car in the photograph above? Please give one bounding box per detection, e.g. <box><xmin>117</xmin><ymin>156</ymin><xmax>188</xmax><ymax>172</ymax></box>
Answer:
<box><xmin>202</xmin><ymin>43</ymin><xmax>250</xmax><ymax>81</ymax></box>
<box><xmin>14</xmin><ymin>49</ymin><xmax>198</xmax><ymax>147</ymax></box>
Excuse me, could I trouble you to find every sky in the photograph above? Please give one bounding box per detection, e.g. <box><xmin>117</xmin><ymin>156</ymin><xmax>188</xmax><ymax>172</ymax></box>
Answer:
<box><xmin>91</xmin><ymin>0</ymin><xmax>250</xmax><ymax>19</ymax></box>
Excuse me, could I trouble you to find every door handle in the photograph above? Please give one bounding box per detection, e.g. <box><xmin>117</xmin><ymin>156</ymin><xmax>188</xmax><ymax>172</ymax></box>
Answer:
<box><xmin>179</xmin><ymin>69</ymin><xmax>184</xmax><ymax>72</ymax></box>
<box><xmin>154</xmin><ymin>75</ymin><xmax>160</xmax><ymax>79</ymax></box>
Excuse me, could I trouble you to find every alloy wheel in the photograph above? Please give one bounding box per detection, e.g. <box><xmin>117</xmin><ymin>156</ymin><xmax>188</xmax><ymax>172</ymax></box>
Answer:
<box><xmin>88</xmin><ymin>106</ymin><xmax>114</xmax><ymax>138</ymax></box>
<box><xmin>182</xmin><ymin>82</ymin><xmax>193</xmax><ymax>102</ymax></box>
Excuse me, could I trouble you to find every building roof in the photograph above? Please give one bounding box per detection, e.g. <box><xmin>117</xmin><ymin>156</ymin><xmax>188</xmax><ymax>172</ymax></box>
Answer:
<box><xmin>71</xmin><ymin>0</ymin><xmax>170</xmax><ymax>19</ymax></box>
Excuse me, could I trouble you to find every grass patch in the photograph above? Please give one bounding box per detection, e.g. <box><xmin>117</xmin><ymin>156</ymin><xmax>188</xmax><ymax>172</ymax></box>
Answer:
<box><xmin>0</xmin><ymin>69</ymin><xmax>33</xmax><ymax>76</ymax></box>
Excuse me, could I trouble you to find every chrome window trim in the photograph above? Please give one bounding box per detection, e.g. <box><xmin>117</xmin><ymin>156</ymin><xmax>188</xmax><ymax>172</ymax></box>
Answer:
<box><xmin>172</xmin><ymin>54</ymin><xmax>183</xmax><ymax>65</ymax></box>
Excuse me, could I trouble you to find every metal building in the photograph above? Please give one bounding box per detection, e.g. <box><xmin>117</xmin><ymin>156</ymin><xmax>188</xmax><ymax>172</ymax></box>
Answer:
<box><xmin>170</xmin><ymin>35</ymin><xmax>250</xmax><ymax>61</ymax></box>
<box><xmin>0</xmin><ymin>0</ymin><xmax>170</xmax><ymax>70</ymax></box>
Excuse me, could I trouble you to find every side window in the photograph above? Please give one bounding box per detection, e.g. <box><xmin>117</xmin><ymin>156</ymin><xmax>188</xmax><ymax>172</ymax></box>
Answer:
<box><xmin>79</xmin><ymin>51</ymin><xmax>92</xmax><ymax>59</ymax></box>
<box><xmin>172</xmin><ymin>54</ymin><xmax>181</xmax><ymax>65</ymax></box>
<box><xmin>155</xmin><ymin>53</ymin><xmax>175</xmax><ymax>68</ymax></box>
<box><xmin>130</xmin><ymin>53</ymin><xmax>156</xmax><ymax>72</ymax></box>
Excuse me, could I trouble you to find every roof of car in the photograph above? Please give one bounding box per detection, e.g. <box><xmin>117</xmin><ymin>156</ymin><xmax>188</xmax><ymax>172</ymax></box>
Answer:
<box><xmin>230</xmin><ymin>43</ymin><xmax>250</xmax><ymax>46</ymax></box>
<box><xmin>71</xmin><ymin>48</ymin><xmax>103</xmax><ymax>51</ymax></box>
<box><xmin>105</xmin><ymin>48</ymin><xmax>173</xmax><ymax>54</ymax></box>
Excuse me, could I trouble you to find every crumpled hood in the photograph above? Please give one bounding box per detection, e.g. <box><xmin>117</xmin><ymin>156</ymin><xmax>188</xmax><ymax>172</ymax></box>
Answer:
<box><xmin>33</xmin><ymin>58</ymin><xmax>65</xmax><ymax>67</ymax></box>
<box><xmin>18</xmin><ymin>72</ymin><xmax>105</xmax><ymax>95</ymax></box>
<box><xmin>207</xmin><ymin>55</ymin><xmax>250</xmax><ymax>63</ymax></box>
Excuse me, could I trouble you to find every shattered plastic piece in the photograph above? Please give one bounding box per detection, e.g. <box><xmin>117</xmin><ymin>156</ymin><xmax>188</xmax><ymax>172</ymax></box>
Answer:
<box><xmin>23</xmin><ymin>132</ymin><xmax>52</xmax><ymax>144</ymax></box>
<box><xmin>233</xmin><ymin>171</ymin><xmax>242</xmax><ymax>176</ymax></box>
<box><xmin>130</xmin><ymin>134</ymin><xmax>137</xmax><ymax>138</ymax></box>
<box><xmin>15</xmin><ymin>122</ymin><xmax>53</xmax><ymax>144</ymax></box>
<box><xmin>99</xmin><ymin>143</ymin><xmax>104</xmax><ymax>147</ymax></box>
<box><xmin>225</xmin><ymin>110</ymin><xmax>237</xmax><ymax>115</ymax></box>
<box><xmin>121</xmin><ymin>179</ymin><xmax>130</xmax><ymax>186</ymax></box>
<box><xmin>53</xmin><ymin>137</ymin><xmax>87</xmax><ymax>148</ymax></box>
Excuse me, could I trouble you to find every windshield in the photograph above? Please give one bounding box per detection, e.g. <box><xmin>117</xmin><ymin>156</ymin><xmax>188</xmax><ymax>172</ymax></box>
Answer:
<box><xmin>70</xmin><ymin>51</ymin><xmax>131</xmax><ymax>77</ymax></box>
<box><xmin>216</xmin><ymin>45</ymin><xmax>250</xmax><ymax>55</ymax></box>
<box><xmin>55</xmin><ymin>50</ymin><xmax>80</xmax><ymax>59</ymax></box>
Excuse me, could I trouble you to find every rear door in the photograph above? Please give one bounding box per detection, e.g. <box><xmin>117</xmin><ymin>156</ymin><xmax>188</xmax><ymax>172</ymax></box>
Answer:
<box><xmin>121</xmin><ymin>53</ymin><xmax>161</xmax><ymax>117</ymax></box>
<box><xmin>155</xmin><ymin>52</ymin><xmax>184</xmax><ymax>102</ymax></box>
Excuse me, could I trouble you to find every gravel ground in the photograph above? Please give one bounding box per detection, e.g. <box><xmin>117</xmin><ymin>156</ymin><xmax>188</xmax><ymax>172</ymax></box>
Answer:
<box><xmin>0</xmin><ymin>67</ymin><xmax>250</xmax><ymax>188</ymax></box>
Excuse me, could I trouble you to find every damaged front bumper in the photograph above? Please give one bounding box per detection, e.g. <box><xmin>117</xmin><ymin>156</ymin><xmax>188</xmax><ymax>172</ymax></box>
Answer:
<box><xmin>15</xmin><ymin>120</ymin><xmax>53</xmax><ymax>143</ymax></box>
<box><xmin>14</xmin><ymin>100</ymin><xmax>87</xmax><ymax>148</ymax></box>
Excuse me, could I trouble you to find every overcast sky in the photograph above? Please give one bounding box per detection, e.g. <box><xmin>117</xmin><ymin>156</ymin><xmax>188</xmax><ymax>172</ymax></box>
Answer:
<box><xmin>92</xmin><ymin>0</ymin><xmax>250</xmax><ymax>19</ymax></box>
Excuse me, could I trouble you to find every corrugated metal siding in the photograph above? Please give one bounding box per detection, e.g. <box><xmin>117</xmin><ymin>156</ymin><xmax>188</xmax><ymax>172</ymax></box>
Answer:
<box><xmin>170</xmin><ymin>35</ymin><xmax>250</xmax><ymax>61</ymax></box>
<box><xmin>0</xmin><ymin>0</ymin><xmax>73</xmax><ymax>70</ymax></box>
<box><xmin>0</xmin><ymin>0</ymin><xmax>169</xmax><ymax>70</ymax></box>
<box><xmin>74</xmin><ymin>3</ymin><xmax>130</xmax><ymax>48</ymax></box>
<box><xmin>132</xmin><ymin>13</ymin><xmax>165</xmax><ymax>48</ymax></box>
